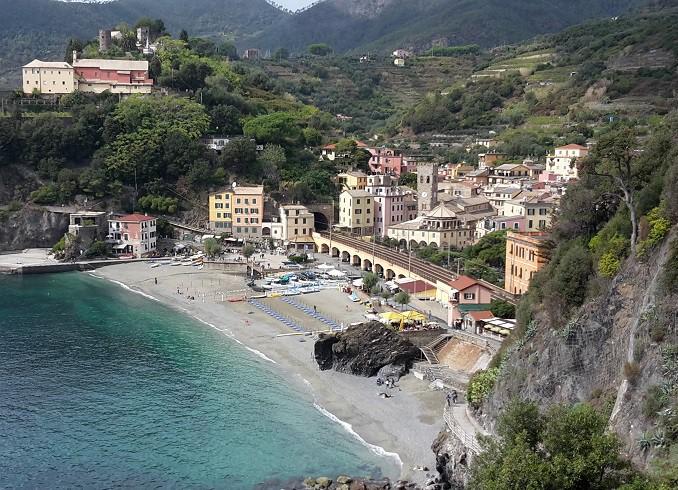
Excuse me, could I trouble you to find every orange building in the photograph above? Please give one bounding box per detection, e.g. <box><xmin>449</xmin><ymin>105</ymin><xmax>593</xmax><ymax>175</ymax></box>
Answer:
<box><xmin>504</xmin><ymin>231</ymin><xmax>550</xmax><ymax>295</ymax></box>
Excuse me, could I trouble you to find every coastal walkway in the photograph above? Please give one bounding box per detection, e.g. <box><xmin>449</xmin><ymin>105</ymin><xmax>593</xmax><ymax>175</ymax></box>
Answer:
<box><xmin>443</xmin><ymin>403</ymin><xmax>489</xmax><ymax>455</ymax></box>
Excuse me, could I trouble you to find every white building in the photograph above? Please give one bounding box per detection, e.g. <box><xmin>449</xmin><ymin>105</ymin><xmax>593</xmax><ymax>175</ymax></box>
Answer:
<box><xmin>545</xmin><ymin>144</ymin><xmax>589</xmax><ymax>180</ymax></box>
<box><xmin>22</xmin><ymin>60</ymin><xmax>75</xmax><ymax>94</ymax></box>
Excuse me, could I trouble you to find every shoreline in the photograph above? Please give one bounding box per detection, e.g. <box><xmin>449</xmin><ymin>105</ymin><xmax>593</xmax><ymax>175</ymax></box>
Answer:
<box><xmin>90</xmin><ymin>262</ymin><xmax>445</xmax><ymax>484</ymax></box>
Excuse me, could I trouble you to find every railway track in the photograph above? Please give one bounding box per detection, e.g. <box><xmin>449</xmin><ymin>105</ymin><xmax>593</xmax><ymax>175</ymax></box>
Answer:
<box><xmin>319</xmin><ymin>232</ymin><xmax>517</xmax><ymax>304</ymax></box>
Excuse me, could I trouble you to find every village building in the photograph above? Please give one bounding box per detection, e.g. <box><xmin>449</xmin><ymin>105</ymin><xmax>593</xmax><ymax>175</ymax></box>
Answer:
<box><xmin>365</xmin><ymin>174</ymin><xmax>417</xmax><ymax>237</ymax></box>
<box><xmin>22</xmin><ymin>53</ymin><xmax>153</xmax><ymax>95</ymax></box>
<box><xmin>241</xmin><ymin>48</ymin><xmax>260</xmax><ymax>60</ymax></box>
<box><xmin>22</xmin><ymin>60</ymin><xmax>75</xmax><ymax>94</ymax></box>
<box><xmin>107</xmin><ymin>213</ymin><xmax>157</xmax><ymax>257</ymax></box>
<box><xmin>447</xmin><ymin>275</ymin><xmax>493</xmax><ymax>330</ymax></box>
<box><xmin>483</xmin><ymin>184</ymin><xmax>522</xmax><ymax>212</ymax></box>
<box><xmin>503</xmin><ymin>191</ymin><xmax>558</xmax><ymax>231</ymax></box>
<box><xmin>474</xmin><ymin>138</ymin><xmax>498</xmax><ymax>149</ymax></box>
<box><xmin>545</xmin><ymin>143</ymin><xmax>589</xmax><ymax>180</ymax></box>
<box><xmin>263</xmin><ymin>204</ymin><xmax>315</xmax><ymax>250</ymax></box>
<box><xmin>441</xmin><ymin>180</ymin><xmax>481</xmax><ymax>198</ymax></box>
<box><xmin>368</xmin><ymin>147</ymin><xmax>406</xmax><ymax>176</ymax></box>
<box><xmin>488</xmin><ymin>163</ymin><xmax>531</xmax><ymax>184</ymax></box>
<box><xmin>504</xmin><ymin>231</ymin><xmax>550</xmax><ymax>295</ymax></box>
<box><xmin>200</xmin><ymin>136</ymin><xmax>232</xmax><ymax>152</ymax></box>
<box><xmin>475</xmin><ymin>215</ymin><xmax>526</xmax><ymax>240</ymax></box>
<box><xmin>208</xmin><ymin>185</ymin><xmax>264</xmax><ymax>238</ymax></box>
<box><xmin>466</xmin><ymin>168</ymin><xmax>490</xmax><ymax>186</ymax></box>
<box><xmin>338</xmin><ymin>190</ymin><xmax>374</xmax><ymax>236</ymax></box>
<box><xmin>337</xmin><ymin>170</ymin><xmax>368</xmax><ymax>191</ymax></box>
<box><xmin>478</xmin><ymin>152</ymin><xmax>507</xmax><ymax>169</ymax></box>
<box><xmin>393</xmin><ymin>58</ymin><xmax>406</xmax><ymax>67</ymax></box>
<box><xmin>387</xmin><ymin>197</ymin><xmax>495</xmax><ymax>250</ymax></box>
<box><xmin>72</xmin><ymin>54</ymin><xmax>153</xmax><ymax>94</ymax></box>
<box><xmin>68</xmin><ymin>211</ymin><xmax>108</xmax><ymax>247</ymax></box>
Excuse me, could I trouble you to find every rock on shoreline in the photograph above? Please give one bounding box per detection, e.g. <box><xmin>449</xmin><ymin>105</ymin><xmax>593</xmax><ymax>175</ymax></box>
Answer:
<box><xmin>313</xmin><ymin>322</ymin><xmax>421</xmax><ymax>377</ymax></box>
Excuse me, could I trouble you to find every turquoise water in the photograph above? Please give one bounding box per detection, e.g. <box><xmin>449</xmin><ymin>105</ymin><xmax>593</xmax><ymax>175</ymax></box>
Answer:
<box><xmin>0</xmin><ymin>273</ymin><xmax>396</xmax><ymax>489</ymax></box>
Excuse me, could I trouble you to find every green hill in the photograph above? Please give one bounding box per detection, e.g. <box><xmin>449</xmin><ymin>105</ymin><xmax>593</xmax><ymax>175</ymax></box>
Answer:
<box><xmin>252</xmin><ymin>0</ymin><xmax>647</xmax><ymax>54</ymax></box>
<box><xmin>0</xmin><ymin>0</ymin><xmax>286</xmax><ymax>88</ymax></box>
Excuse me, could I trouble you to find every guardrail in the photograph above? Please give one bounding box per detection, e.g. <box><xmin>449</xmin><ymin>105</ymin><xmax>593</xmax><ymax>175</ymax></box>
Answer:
<box><xmin>443</xmin><ymin>405</ymin><xmax>483</xmax><ymax>454</ymax></box>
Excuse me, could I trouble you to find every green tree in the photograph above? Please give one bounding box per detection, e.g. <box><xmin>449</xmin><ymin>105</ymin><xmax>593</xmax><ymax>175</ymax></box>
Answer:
<box><xmin>308</xmin><ymin>43</ymin><xmax>332</xmax><ymax>56</ymax></box>
<box><xmin>363</xmin><ymin>272</ymin><xmax>379</xmax><ymax>291</ymax></box>
<box><xmin>242</xmin><ymin>244</ymin><xmax>255</xmax><ymax>261</ymax></box>
<box><xmin>203</xmin><ymin>237</ymin><xmax>222</xmax><ymax>258</ymax></box>
<box><xmin>220</xmin><ymin>138</ymin><xmax>257</xmax><ymax>176</ymax></box>
<box><xmin>84</xmin><ymin>240</ymin><xmax>109</xmax><ymax>258</ymax></box>
<box><xmin>394</xmin><ymin>291</ymin><xmax>410</xmax><ymax>310</ymax></box>
<box><xmin>209</xmin><ymin>105</ymin><xmax>243</xmax><ymax>134</ymax></box>
<box><xmin>399</xmin><ymin>172</ymin><xmax>418</xmax><ymax>189</ymax></box>
<box><xmin>243</xmin><ymin>112</ymin><xmax>301</xmax><ymax>145</ymax></box>
<box><xmin>273</xmin><ymin>48</ymin><xmax>290</xmax><ymax>60</ymax></box>
<box><xmin>581</xmin><ymin>127</ymin><xmax>642</xmax><ymax>254</ymax></box>
<box><xmin>470</xmin><ymin>401</ymin><xmax>634</xmax><ymax>490</ymax></box>
<box><xmin>179</xmin><ymin>29</ymin><xmax>189</xmax><ymax>43</ymax></box>
<box><xmin>490</xmin><ymin>299</ymin><xmax>515</xmax><ymax>319</ymax></box>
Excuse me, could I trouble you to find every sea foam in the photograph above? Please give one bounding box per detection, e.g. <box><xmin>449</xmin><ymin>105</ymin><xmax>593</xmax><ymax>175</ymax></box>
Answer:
<box><xmin>313</xmin><ymin>402</ymin><xmax>403</xmax><ymax>467</ymax></box>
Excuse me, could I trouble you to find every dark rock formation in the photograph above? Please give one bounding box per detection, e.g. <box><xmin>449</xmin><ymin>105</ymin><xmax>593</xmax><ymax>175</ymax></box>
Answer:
<box><xmin>0</xmin><ymin>205</ymin><xmax>69</xmax><ymax>251</ymax></box>
<box><xmin>431</xmin><ymin>430</ymin><xmax>470</xmax><ymax>490</ymax></box>
<box><xmin>314</xmin><ymin>322</ymin><xmax>420</xmax><ymax>377</ymax></box>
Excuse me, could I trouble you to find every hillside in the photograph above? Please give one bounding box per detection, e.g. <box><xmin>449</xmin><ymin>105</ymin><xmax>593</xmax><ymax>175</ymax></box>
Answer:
<box><xmin>0</xmin><ymin>0</ymin><xmax>286</xmax><ymax>88</ymax></box>
<box><xmin>251</xmin><ymin>0</ymin><xmax>646</xmax><ymax>54</ymax></box>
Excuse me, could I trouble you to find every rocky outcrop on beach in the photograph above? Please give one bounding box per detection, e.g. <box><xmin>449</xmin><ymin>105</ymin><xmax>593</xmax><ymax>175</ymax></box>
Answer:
<box><xmin>431</xmin><ymin>431</ymin><xmax>471</xmax><ymax>490</ymax></box>
<box><xmin>298</xmin><ymin>475</ymin><xmax>420</xmax><ymax>490</ymax></box>
<box><xmin>314</xmin><ymin>322</ymin><xmax>420</xmax><ymax>377</ymax></box>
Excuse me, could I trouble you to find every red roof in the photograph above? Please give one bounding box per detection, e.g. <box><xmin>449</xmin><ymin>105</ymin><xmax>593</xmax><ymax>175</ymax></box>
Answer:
<box><xmin>469</xmin><ymin>310</ymin><xmax>494</xmax><ymax>321</ymax></box>
<box><xmin>558</xmin><ymin>144</ymin><xmax>588</xmax><ymax>150</ymax></box>
<box><xmin>116</xmin><ymin>213</ymin><xmax>154</xmax><ymax>222</ymax></box>
<box><xmin>399</xmin><ymin>280</ymin><xmax>436</xmax><ymax>294</ymax></box>
<box><xmin>449</xmin><ymin>275</ymin><xmax>478</xmax><ymax>291</ymax></box>
<box><xmin>355</xmin><ymin>141</ymin><xmax>368</xmax><ymax>148</ymax></box>
<box><xmin>323</xmin><ymin>144</ymin><xmax>337</xmax><ymax>150</ymax></box>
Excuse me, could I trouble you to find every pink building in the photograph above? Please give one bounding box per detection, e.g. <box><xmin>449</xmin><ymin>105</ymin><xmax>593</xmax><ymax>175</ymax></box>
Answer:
<box><xmin>447</xmin><ymin>276</ymin><xmax>493</xmax><ymax>329</ymax></box>
<box><xmin>108</xmin><ymin>213</ymin><xmax>157</xmax><ymax>257</ymax></box>
<box><xmin>73</xmin><ymin>53</ymin><xmax>153</xmax><ymax>94</ymax></box>
<box><xmin>366</xmin><ymin>175</ymin><xmax>417</xmax><ymax>237</ymax></box>
<box><xmin>368</xmin><ymin>147</ymin><xmax>405</xmax><ymax>176</ymax></box>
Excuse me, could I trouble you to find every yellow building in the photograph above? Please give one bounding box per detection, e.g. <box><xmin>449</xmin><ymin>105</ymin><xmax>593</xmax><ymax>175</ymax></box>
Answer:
<box><xmin>22</xmin><ymin>60</ymin><xmax>75</xmax><ymax>95</ymax></box>
<box><xmin>337</xmin><ymin>171</ymin><xmax>368</xmax><ymax>191</ymax></box>
<box><xmin>504</xmin><ymin>231</ymin><xmax>550</xmax><ymax>295</ymax></box>
<box><xmin>208</xmin><ymin>185</ymin><xmax>264</xmax><ymax>238</ymax></box>
<box><xmin>338</xmin><ymin>190</ymin><xmax>374</xmax><ymax>235</ymax></box>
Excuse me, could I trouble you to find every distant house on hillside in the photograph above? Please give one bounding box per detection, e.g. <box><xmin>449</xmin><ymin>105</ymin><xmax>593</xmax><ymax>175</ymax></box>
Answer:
<box><xmin>394</xmin><ymin>58</ymin><xmax>406</xmax><ymax>67</ymax></box>
<box><xmin>392</xmin><ymin>49</ymin><xmax>412</xmax><ymax>58</ymax></box>
<box><xmin>242</xmin><ymin>48</ymin><xmax>260</xmax><ymax>60</ymax></box>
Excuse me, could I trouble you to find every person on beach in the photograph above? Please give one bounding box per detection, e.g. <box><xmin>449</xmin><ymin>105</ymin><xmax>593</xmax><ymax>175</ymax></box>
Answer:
<box><xmin>446</xmin><ymin>392</ymin><xmax>453</xmax><ymax>407</ymax></box>
<box><xmin>154</xmin><ymin>277</ymin><xmax>157</xmax><ymax>285</ymax></box>
<box><xmin>313</xmin><ymin>305</ymin><xmax>317</xmax><ymax>313</ymax></box>
<box><xmin>451</xmin><ymin>390</ymin><xmax>458</xmax><ymax>404</ymax></box>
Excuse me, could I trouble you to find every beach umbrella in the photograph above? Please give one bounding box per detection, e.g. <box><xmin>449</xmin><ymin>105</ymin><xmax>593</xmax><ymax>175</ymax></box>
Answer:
<box><xmin>317</xmin><ymin>263</ymin><xmax>334</xmax><ymax>269</ymax></box>
<box><xmin>401</xmin><ymin>310</ymin><xmax>425</xmax><ymax>322</ymax></box>
<box><xmin>328</xmin><ymin>269</ymin><xmax>346</xmax><ymax>277</ymax></box>
<box><xmin>380</xmin><ymin>312</ymin><xmax>403</xmax><ymax>323</ymax></box>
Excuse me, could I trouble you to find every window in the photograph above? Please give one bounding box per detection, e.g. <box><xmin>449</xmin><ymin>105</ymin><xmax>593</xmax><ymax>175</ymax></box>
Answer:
<box><xmin>528</xmin><ymin>220</ymin><xmax>533</xmax><ymax>229</ymax></box>
<box><xmin>215</xmin><ymin>194</ymin><xmax>222</xmax><ymax>200</ymax></box>
<box><xmin>527</xmin><ymin>208</ymin><xmax>535</xmax><ymax>215</ymax></box>
<box><xmin>217</xmin><ymin>213</ymin><xmax>222</xmax><ymax>218</ymax></box>
<box><xmin>539</xmin><ymin>208</ymin><xmax>547</xmax><ymax>215</ymax></box>
<box><xmin>463</xmin><ymin>292</ymin><xmax>475</xmax><ymax>300</ymax></box>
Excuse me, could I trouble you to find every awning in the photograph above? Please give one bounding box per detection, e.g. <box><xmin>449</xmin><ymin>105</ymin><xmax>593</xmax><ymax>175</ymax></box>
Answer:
<box><xmin>113</xmin><ymin>244</ymin><xmax>127</xmax><ymax>250</ymax></box>
<box><xmin>401</xmin><ymin>310</ymin><xmax>426</xmax><ymax>322</ymax></box>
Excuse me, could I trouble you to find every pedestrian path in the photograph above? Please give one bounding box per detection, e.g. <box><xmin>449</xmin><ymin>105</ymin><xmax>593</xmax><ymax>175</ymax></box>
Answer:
<box><xmin>248</xmin><ymin>298</ymin><xmax>307</xmax><ymax>333</ymax></box>
<box><xmin>281</xmin><ymin>297</ymin><xmax>342</xmax><ymax>331</ymax></box>
<box><xmin>443</xmin><ymin>403</ymin><xmax>489</xmax><ymax>454</ymax></box>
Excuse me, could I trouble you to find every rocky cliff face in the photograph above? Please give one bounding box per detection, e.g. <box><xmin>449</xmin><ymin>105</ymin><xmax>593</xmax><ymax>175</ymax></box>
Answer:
<box><xmin>433</xmin><ymin>230</ymin><xmax>678</xmax><ymax>484</ymax></box>
<box><xmin>314</xmin><ymin>322</ymin><xmax>420</xmax><ymax>377</ymax></box>
<box><xmin>0</xmin><ymin>206</ymin><xmax>69</xmax><ymax>251</ymax></box>
<box><xmin>482</xmin><ymin>229</ymin><xmax>677</xmax><ymax>467</ymax></box>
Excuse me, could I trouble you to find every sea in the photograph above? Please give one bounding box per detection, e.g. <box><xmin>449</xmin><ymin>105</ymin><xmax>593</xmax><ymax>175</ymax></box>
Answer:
<box><xmin>0</xmin><ymin>273</ymin><xmax>399</xmax><ymax>489</ymax></box>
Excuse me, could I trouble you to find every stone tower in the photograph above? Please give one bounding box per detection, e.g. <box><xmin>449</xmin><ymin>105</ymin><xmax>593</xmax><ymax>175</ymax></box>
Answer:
<box><xmin>417</xmin><ymin>162</ymin><xmax>439</xmax><ymax>216</ymax></box>
<box><xmin>98</xmin><ymin>30</ymin><xmax>112</xmax><ymax>52</ymax></box>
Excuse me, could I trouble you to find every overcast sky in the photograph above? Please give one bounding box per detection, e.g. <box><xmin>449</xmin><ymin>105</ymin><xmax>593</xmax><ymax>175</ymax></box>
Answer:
<box><xmin>277</xmin><ymin>0</ymin><xmax>316</xmax><ymax>10</ymax></box>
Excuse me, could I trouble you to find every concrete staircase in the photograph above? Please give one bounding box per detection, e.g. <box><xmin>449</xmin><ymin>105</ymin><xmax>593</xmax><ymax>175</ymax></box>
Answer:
<box><xmin>420</xmin><ymin>334</ymin><xmax>454</xmax><ymax>364</ymax></box>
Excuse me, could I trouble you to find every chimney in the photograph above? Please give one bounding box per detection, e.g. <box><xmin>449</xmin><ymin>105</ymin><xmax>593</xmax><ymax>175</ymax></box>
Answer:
<box><xmin>72</xmin><ymin>50</ymin><xmax>77</xmax><ymax>64</ymax></box>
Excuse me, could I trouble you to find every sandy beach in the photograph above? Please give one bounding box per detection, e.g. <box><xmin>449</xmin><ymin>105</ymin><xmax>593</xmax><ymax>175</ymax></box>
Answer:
<box><xmin>92</xmin><ymin>261</ymin><xmax>445</xmax><ymax>484</ymax></box>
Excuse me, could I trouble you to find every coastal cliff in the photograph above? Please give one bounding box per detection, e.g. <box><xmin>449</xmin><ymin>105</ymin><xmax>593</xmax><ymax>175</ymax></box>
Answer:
<box><xmin>433</xmin><ymin>229</ymin><xmax>678</xmax><ymax>485</ymax></box>
<box><xmin>314</xmin><ymin>322</ymin><xmax>420</xmax><ymax>377</ymax></box>
<box><xmin>0</xmin><ymin>205</ymin><xmax>68</xmax><ymax>251</ymax></box>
